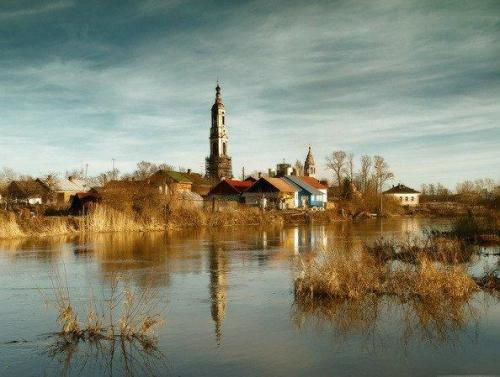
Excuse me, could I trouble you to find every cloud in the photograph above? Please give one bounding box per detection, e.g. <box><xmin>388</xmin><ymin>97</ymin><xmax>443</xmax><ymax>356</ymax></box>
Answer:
<box><xmin>0</xmin><ymin>0</ymin><xmax>498</xmax><ymax>188</ymax></box>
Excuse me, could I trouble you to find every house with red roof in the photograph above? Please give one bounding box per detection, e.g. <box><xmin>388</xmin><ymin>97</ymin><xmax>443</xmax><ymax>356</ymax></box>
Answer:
<box><xmin>207</xmin><ymin>178</ymin><xmax>254</xmax><ymax>202</ymax></box>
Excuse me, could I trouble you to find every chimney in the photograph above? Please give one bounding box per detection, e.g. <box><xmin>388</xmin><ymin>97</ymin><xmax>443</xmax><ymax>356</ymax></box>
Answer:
<box><xmin>187</xmin><ymin>169</ymin><xmax>191</xmax><ymax>174</ymax></box>
<box><xmin>258</xmin><ymin>172</ymin><xmax>262</xmax><ymax>178</ymax></box>
<box><xmin>268</xmin><ymin>168</ymin><xmax>273</xmax><ymax>178</ymax></box>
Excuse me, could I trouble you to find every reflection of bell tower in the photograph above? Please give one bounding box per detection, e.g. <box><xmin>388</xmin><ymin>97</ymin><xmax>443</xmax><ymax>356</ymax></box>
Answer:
<box><xmin>209</xmin><ymin>243</ymin><xmax>227</xmax><ymax>345</ymax></box>
<box><xmin>206</xmin><ymin>82</ymin><xmax>232</xmax><ymax>180</ymax></box>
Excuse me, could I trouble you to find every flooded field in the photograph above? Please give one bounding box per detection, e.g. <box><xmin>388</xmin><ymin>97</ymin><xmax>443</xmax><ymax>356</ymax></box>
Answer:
<box><xmin>0</xmin><ymin>218</ymin><xmax>498</xmax><ymax>377</ymax></box>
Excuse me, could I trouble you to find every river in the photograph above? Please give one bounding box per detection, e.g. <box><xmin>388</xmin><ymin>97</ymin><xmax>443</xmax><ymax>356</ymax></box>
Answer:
<box><xmin>0</xmin><ymin>218</ymin><xmax>498</xmax><ymax>376</ymax></box>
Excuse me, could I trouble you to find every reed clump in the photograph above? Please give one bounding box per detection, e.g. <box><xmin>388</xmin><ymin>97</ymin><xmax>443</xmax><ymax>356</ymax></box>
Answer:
<box><xmin>294</xmin><ymin>248</ymin><xmax>479</xmax><ymax>302</ymax></box>
<box><xmin>45</xmin><ymin>267</ymin><xmax>164</xmax><ymax>347</ymax></box>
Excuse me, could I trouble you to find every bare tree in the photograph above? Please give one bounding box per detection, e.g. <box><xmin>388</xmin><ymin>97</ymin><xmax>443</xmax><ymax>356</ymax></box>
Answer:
<box><xmin>373</xmin><ymin>155</ymin><xmax>394</xmax><ymax>193</ymax></box>
<box><xmin>347</xmin><ymin>153</ymin><xmax>354</xmax><ymax>181</ymax></box>
<box><xmin>326</xmin><ymin>151</ymin><xmax>347</xmax><ymax>188</ymax></box>
<box><xmin>132</xmin><ymin>161</ymin><xmax>158</xmax><ymax>180</ymax></box>
<box><xmin>359</xmin><ymin>155</ymin><xmax>372</xmax><ymax>193</ymax></box>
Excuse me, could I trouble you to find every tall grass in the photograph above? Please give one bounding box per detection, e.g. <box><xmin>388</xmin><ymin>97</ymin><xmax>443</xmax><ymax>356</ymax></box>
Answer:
<box><xmin>44</xmin><ymin>266</ymin><xmax>164</xmax><ymax>345</ymax></box>
<box><xmin>294</xmin><ymin>247</ymin><xmax>479</xmax><ymax>301</ymax></box>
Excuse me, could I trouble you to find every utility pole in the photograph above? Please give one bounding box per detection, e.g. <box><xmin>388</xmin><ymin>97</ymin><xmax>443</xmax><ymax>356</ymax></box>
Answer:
<box><xmin>242</xmin><ymin>167</ymin><xmax>245</xmax><ymax>180</ymax></box>
<box><xmin>112</xmin><ymin>158</ymin><xmax>116</xmax><ymax>180</ymax></box>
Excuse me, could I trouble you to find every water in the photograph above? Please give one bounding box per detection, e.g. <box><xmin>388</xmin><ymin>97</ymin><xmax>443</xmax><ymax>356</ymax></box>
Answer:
<box><xmin>0</xmin><ymin>218</ymin><xmax>498</xmax><ymax>377</ymax></box>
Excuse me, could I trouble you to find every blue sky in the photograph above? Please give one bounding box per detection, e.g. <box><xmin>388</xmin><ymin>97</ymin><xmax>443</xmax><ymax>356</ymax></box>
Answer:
<box><xmin>0</xmin><ymin>0</ymin><xmax>499</xmax><ymax>188</ymax></box>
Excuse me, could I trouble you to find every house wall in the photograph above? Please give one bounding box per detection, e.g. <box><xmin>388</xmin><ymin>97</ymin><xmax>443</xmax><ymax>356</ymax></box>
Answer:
<box><xmin>387</xmin><ymin>193</ymin><xmax>420</xmax><ymax>206</ymax></box>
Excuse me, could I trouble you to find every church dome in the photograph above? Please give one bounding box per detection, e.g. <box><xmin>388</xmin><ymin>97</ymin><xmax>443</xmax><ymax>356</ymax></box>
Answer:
<box><xmin>304</xmin><ymin>146</ymin><xmax>315</xmax><ymax>168</ymax></box>
<box><xmin>212</xmin><ymin>82</ymin><xmax>225</xmax><ymax>110</ymax></box>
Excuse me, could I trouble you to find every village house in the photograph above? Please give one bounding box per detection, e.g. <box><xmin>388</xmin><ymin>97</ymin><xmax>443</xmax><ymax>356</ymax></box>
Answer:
<box><xmin>148</xmin><ymin>170</ymin><xmax>204</xmax><ymax>206</ymax></box>
<box><xmin>207</xmin><ymin>178</ymin><xmax>254</xmax><ymax>202</ymax></box>
<box><xmin>182</xmin><ymin>169</ymin><xmax>212</xmax><ymax>197</ymax></box>
<box><xmin>383</xmin><ymin>183</ymin><xmax>421</xmax><ymax>207</ymax></box>
<box><xmin>281</xmin><ymin>175</ymin><xmax>326</xmax><ymax>208</ymax></box>
<box><xmin>37</xmin><ymin>176</ymin><xmax>89</xmax><ymax>204</ymax></box>
<box><xmin>243</xmin><ymin>177</ymin><xmax>298</xmax><ymax>209</ymax></box>
<box><xmin>6</xmin><ymin>179</ymin><xmax>51</xmax><ymax>204</ymax></box>
<box><xmin>148</xmin><ymin>170</ymin><xmax>193</xmax><ymax>195</ymax></box>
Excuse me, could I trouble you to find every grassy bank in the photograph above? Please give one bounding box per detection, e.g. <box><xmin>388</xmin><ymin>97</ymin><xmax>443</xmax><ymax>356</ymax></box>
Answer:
<box><xmin>0</xmin><ymin>205</ymin><xmax>342</xmax><ymax>240</ymax></box>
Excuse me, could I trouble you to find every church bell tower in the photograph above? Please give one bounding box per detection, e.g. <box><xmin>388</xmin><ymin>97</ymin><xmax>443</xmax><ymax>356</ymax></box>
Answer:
<box><xmin>206</xmin><ymin>83</ymin><xmax>232</xmax><ymax>180</ymax></box>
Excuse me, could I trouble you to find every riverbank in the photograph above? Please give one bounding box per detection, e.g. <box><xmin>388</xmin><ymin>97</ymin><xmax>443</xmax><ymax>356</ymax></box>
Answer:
<box><xmin>0</xmin><ymin>205</ymin><xmax>345</xmax><ymax>240</ymax></box>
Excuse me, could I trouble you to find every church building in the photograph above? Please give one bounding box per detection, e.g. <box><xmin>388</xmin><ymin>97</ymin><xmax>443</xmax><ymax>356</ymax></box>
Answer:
<box><xmin>304</xmin><ymin>146</ymin><xmax>316</xmax><ymax>177</ymax></box>
<box><xmin>206</xmin><ymin>83</ymin><xmax>232</xmax><ymax>180</ymax></box>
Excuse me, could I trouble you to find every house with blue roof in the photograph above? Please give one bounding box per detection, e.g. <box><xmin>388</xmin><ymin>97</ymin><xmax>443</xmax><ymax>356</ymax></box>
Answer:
<box><xmin>282</xmin><ymin>175</ymin><xmax>326</xmax><ymax>208</ymax></box>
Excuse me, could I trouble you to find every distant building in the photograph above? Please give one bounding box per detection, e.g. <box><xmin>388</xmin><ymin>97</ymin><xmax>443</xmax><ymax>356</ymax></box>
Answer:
<box><xmin>37</xmin><ymin>176</ymin><xmax>89</xmax><ymax>204</ymax></box>
<box><xmin>299</xmin><ymin>176</ymin><xmax>328</xmax><ymax>203</ymax></box>
<box><xmin>6</xmin><ymin>180</ymin><xmax>51</xmax><ymax>204</ymax></box>
<box><xmin>276</xmin><ymin>162</ymin><xmax>293</xmax><ymax>177</ymax></box>
<box><xmin>207</xmin><ymin>178</ymin><xmax>254</xmax><ymax>202</ymax></box>
<box><xmin>243</xmin><ymin>177</ymin><xmax>298</xmax><ymax>209</ymax></box>
<box><xmin>149</xmin><ymin>170</ymin><xmax>193</xmax><ymax>195</ymax></box>
<box><xmin>206</xmin><ymin>83</ymin><xmax>232</xmax><ymax>180</ymax></box>
<box><xmin>383</xmin><ymin>183</ymin><xmax>421</xmax><ymax>206</ymax></box>
<box><xmin>304</xmin><ymin>146</ymin><xmax>316</xmax><ymax>177</ymax></box>
<box><xmin>282</xmin><ymin>175</ymin><xmax>325</xmax><ymax>208</ymax></box>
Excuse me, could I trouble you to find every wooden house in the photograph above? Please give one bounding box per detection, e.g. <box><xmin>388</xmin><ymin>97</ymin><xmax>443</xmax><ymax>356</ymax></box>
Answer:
<box><xmin>282</xmin><ymin>175</ymin><xmax>325</xmax><ymax>208</ymax></box>
<box><xmin>207</xmin><ymin>179</ymin><xmax>254</xmax><ymax>202</ymax></box>
<box><xmin>6</xmin><ymin>180</ymin><xmax>51</xmax><ymax>204</ymax></box>
<box><xmin>242</xmin><ymin>177</ymin><xmax>298</xmax><ymax>209</ymax></box>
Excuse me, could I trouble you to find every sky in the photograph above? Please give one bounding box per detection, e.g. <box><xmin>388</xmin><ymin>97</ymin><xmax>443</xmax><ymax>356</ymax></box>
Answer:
<box><xmin>0</xmin><ymin>0</ymin><xmax>499</xmax><ymax>189</ymax></box>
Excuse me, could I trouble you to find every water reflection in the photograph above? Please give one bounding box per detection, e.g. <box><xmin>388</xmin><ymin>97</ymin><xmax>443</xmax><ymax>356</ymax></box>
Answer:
<box><xmin>291</xmin><ymin>293</ymin><xmax>484</xmax><ymax>350</ymax></box>
<box><xmin>208</xmin><ymin>238</ymin><xmax>228</xmax><ymax>345</ymax></box>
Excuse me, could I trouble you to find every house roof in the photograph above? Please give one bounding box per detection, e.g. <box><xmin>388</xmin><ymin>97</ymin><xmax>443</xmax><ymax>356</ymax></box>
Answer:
<box><xmin>8</xmin><ymin>180</ymin><xmax>49</xmax><ymax>198</ymax></box>
<box><xmin>383</xmin><ymin>184</ymin><xmax>420</xmax><ymax>194</ymax></box>
<box><xmin>38</xmin><ymin>177</ymin><xmax>88</xmax><ymax>192</ymax></box>
<box><xmin>282</xmin><ymin>176</ymin><xmax>324</xmax><ymax>196</ymax></box>
<box><xmin>178</xmin><ymin>189</ymin><xmax>204</xmax><ymax>201</ymax></box>
<box><xmin>225</xmin><ymin>179</ymin><xmax>254</xmax><ymax>192</ymax></box>
<box><xmin>150</xmin><ymin>170</ymin><xmax>192</xmax><ymax>184</ymax></box>
<box><xmin>208</xmin><ymin>179</ymin><xmax>253</xmax><ymax>196</ymax></box>
<box><xmin>183</xmin><ymin>172</ymin><xmax>211</xmax><ymax>186</ymax></box>
<box><xmin>265</xmin><ymin>178</ymin><xmax>298</xmax><ymax>193</ymax></box>
<box><xmin>298</xmin><ymin>176</ymin><xmax>328</xmax><ymax>190</ymax></box>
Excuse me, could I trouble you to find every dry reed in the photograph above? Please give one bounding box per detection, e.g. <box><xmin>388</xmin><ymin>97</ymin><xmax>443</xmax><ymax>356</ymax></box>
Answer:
<box><xmin>294</xmin><ymin>247</ymin><xmax>479</xmax><ymax>302</ymax></box>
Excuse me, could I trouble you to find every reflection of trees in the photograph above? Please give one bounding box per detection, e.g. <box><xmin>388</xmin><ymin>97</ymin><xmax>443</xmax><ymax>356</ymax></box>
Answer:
<box><xmin>208</xmin><ymin>239</ymin><xmax>228</xmax><ymax>346</ymax></box>
<box><xmin>291</xmin><ymin>294</ymin><xmax>481</xmax><ymax>350</ymax></box>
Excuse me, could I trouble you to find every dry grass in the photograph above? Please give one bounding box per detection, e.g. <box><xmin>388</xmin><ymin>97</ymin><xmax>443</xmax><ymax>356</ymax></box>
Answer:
<box><xmin>0</xmin><ymin>204</ymin><xmax>287</xmax><ymax>240</ymax></box>
<box><xmin>43</xmin><ymin>266</ymin><xmax>164</xmax><ymax>346</ymax></box>
<box><xmin>294</xmin><ymin>247</ymin><xmax>479</xmax><ymax>301</ymax></box>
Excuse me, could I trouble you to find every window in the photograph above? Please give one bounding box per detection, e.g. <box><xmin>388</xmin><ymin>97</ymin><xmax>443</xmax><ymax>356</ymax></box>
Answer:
<box><xmin>411</xmin><ymin>196</ymin><xmax>414</xmax><ymax>201</ymax></box>
<box><xmin>400</xmin><ymin>196</ymin><xmax>403</xmax><ymax>201</ymax></box>
<box><xmin>405</xmin><ymin>196</ymin><xmax>409</xmax><ymax>201</ymax></box>
<box><xmin>222</xmin><ymin>115</ymin><xmax>225</xmax><ymax>125</ymax></box>
<box><xmin>223</xmin><ymin>142</ymin><xmax>227</xmax><ymax>155</ymax></box>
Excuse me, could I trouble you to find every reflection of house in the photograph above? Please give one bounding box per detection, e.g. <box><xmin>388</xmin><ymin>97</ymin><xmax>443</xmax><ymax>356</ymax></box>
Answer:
<box><xmin>37</xmin><ymin>176</ymin><xmax>89</xmax><ymax>204</ymax></box>
<box><xmin>383</xmin><ymin>184</ymin><xmax>420</xmax><ymax>206</ymax></box>
<box><xmin>282</xmin><ymin>175</ymin><xmax>325</xmax><ymax>208</ymax></box>
<box><xmin>6</xmin><ymin>180</ymin><xmax>51</xmax><ymax>204</ymax></box>
<box><xmin>208</xmin><ymin>179</ymin><xmax>253</xmax><ymax>202</ymax></box>
<box><xmin>243</xmin><ymin>177</ymin><xmax>298</xmax><ymax>209</ymax></box>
